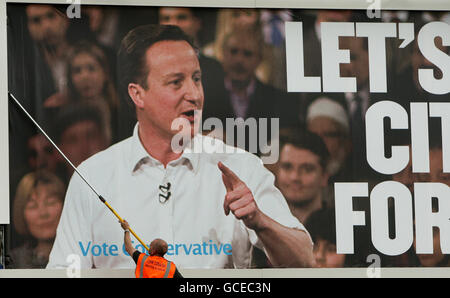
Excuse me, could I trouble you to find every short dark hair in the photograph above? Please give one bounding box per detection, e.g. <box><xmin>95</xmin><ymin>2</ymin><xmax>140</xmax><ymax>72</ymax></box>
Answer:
<box><xmin>117</xmin><ymin>24</ymin><xmax>197</xmax><ymax>99</ymax></box>
<box><xmin>53</xmin><ymin>103</ymin><xmax>104</xmax><ymax>143</ymax></box>
<box><xmin>305</xmin><ymin>207</ymin><xmax>337</xmax><ymax>244</ymax></box>
<box><xmin>279</xmin><ymin>127</ymin><xmax>330</xmax><ymax>170</ymax></box>
<box><xmin>158</xmin><ymin>7</ymin><xmax>203</xmax><ymax>21</ymax></box>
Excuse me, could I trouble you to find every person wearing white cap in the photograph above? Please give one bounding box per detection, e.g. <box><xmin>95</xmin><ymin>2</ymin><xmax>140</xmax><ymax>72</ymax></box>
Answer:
<box><xmin>306</xmin><ymin>97</ymin><xmax>353</xmax><ymax>183</ymax></box>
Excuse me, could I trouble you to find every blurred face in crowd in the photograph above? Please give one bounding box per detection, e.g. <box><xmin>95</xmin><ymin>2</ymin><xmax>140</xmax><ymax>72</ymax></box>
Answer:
<box><xmin>26</xmin><ymin>5</ymin><xmax>68</xmax><ymax>47</ymax></box>
<box><xmin>59</xmin><ymin>120</ymin><xmax>107</xmax><ymax>168</ymax></box>
<box><xmin>24</xmin><ymin>182</ymin><xmax>63</xmax><ymax>241</ymax></box>
<box><xmin>129</xmin><ymin>40</ymin><xmax>203</xmax><ymax>139</ymax></box>
<box><xmin>159</xmin><ymin>8</ymin><xmax>201</xmax><ymax>40</ymax></box>
<box><xmin>27</xmin><ymin>134</ymin><xmax>58</xmax><ymax>173</ymax></box>
<box><xmin>277</xmin><ymin>144</ymin><xmax>328</xmax><ymax>205</ymax></box>
<box><xmin>71</xmin><ymin>52</ymin><xmax>107</xmax><ymax>100</ymax></box>
<box><xmin>313</xmin><ymin>238</ymin><xmax>346</xmax><ymax>268</ymax></box>
<box><xmin>230</xmin><ymin>9</ymin><xmax>259</xmax><ymax>29</ymax></box>
<box><xmin>415</xmin><ymin>148</ymin><xmax>450</xmax><ymax>186</ymax></box>
<box><xmin>307</xmin><ymin>116</ymin><xmax>351</xmax><ymax>175</ymax></box>
<box><xmin>222</xmin><ymin>33</ymin><xmax>262</xmax><ymax>85</ymax></box>
<box><xmin>84</xmin><ymin>6</ymin><xmax>104</xmax><ymax>33</ymax></box>
<box><xmin>340</xmin><ymin>37</ymin><xmax>369</xmax><ymax>88</ymax></box>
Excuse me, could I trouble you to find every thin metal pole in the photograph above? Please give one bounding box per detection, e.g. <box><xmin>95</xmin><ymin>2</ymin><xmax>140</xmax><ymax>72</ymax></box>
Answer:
<box><xmin>9</xmin><ymin>92</ymin><xmax>101</xmax><ymax>198</ymax></box>
<box><xmin>8</xmin><ymin>92</ymin><xmax>150</xmax><ymax>252</ymax></box>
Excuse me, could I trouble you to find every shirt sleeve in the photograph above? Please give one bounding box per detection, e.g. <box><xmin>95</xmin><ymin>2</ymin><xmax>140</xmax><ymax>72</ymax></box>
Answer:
<box><xmin>132</xmin><ymin>251</ymin><xmax>141</xmax><ymax>264</ymax></box>
<box><xmin>46</xmin><ymin>167</ymin><xmax>95</xmax><ymax>269</ymax></box>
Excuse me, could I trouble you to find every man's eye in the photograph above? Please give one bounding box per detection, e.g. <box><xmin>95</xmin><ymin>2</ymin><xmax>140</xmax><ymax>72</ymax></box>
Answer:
<box><xmin>280</xmin><ymin>163</ymin><xmax>292</xmax><ymax>171</ymax></box>
<box><xmin>171</xmin><ymin>79</ymin><xmax>182</xmax><ymax>86</ymax></box>
<box><xmin>72</xmin><ymin>66</ymin><xmax>82</xmax><ymax>74</ymax></box>
<box><xmin>193</xmin><ymin>74</ymin><xmax>202</xmax><ymax>83</ymax></box>
<box><xmin>300</xmin><ymin>164</ymin><xmax>315</xmax><ymax>173</ymax></box>
<box><xmin>230</xmin><ymin>48</ymin><xmax>238</xmax><ymax>55</ymax></box>
<box><xmin>46</xmin><ymin>12</ymin><xmax>56</xmax><ymax>20</ymax></box>
<box><xmin>30</xmin><ymin>16</ymin><xmax>42</xmax><ymax>24</ymax></box>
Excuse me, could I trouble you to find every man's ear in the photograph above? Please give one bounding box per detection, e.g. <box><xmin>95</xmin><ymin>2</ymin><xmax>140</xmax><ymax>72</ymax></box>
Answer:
<box><xmin>128</xmin><ymin>83</ymin><xmax>145</xmax><ymax>109</ymax></box>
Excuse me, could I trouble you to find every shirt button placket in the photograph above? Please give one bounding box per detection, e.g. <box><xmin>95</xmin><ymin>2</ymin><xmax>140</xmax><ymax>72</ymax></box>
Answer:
<box><xmin>159</xmin><ymin>166</ymin><xmax>174</xmax><ymax>245</ymax></box>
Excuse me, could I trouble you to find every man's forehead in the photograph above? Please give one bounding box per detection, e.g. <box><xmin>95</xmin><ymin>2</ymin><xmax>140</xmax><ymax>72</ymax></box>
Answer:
<box><xmin>145</xmin><ymin>40</ymin><xmax>199</xmax><ymax>72</ymax></box>
<box><xmin>227</xmin><ymin>35</ymin><xmax>258</xmax><ymax>50</ymax></box>
<box><xmin>26</xmin><ymin>5</ymin><xmax>55</xmax><ymax>16</ymax></box>
<box><xmin>160</xmin><ymin>7</ymin><xmax>193</xmax><ymax>17</ymax></box>
<box><xmin>281</xmin><ymin>145</ymin><xmax>320</xmax><ymax>162</ymax></box>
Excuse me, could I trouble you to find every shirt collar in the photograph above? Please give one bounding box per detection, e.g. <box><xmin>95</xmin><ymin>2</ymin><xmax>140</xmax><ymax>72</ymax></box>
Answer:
<box><xmin>129</xmin><ymin>123</ymin><xmax>200</xmax><ymax>174</ymax></box>
<box><xmin>224</xmin><ymin>77</ymin><xmax>256</xmax><ymax>97</ymax></box>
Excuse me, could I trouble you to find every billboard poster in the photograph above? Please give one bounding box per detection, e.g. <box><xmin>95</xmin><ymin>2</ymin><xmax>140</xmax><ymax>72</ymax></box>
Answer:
<box><xmin>4</xmin><ymin>2</ymin><xmax>450</xmax><ymax>272</ymax></box>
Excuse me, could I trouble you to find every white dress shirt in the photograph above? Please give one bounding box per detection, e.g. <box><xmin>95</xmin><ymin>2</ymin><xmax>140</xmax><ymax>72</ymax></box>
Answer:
<box><xmin>47</xmin><ymin>123</ymin><xmax>307</xmax><ymax>269</ymax></box>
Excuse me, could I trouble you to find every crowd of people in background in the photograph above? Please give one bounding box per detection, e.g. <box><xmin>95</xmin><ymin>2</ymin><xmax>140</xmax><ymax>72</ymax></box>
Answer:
<box><xmin>6</xmin><ymin>4</ymin><xmax>450</xmax><ymax>268</ymax></box>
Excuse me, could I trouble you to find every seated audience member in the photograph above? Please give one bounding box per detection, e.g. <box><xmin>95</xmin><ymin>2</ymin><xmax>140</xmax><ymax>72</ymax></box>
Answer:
<box><xmin>204</xmin><ymin>27</ymin><xmax>299</xmax><ymax>153</ymax></box>
<box><xmin>204</xmin><ymin>8</ymin><xmax>281</xmax><ymax>89</ymax></box>
<box><xmin>25</xmin><ymin>5</ymin><xmax>71</xmax><ymax>98</ymax></box>
<box><xmin>8</xmin><ymin>171</ymin><xmax>65</xmax><ymax>268</ymax></box>
<box><xmin>45</xmin><ymin>41</ymin><xmax>121</xmax><ymax>142</ymax></box>
<box><xmin>306</xmin><ymin>97</ymin><xmax>353</xmax><ymax>184</ymax></box>
<box><xmin>305</xmin><ymin>208</ymin><xmax>369</xmax><ymax>268</ymax></box>
<box><xmin>27</xmin><ymin>132</ymin><xmax>59</xmax><ymax>174</ymax></box>
<box><xmin>252</xmin><ymin>127</ymin><xmax>327</xmax><ymax>268</ymax></box>
<box><xmin>53</xmin><ymin>103</ymin><xmax>110</xmax><ymax>183</ymax></box>
<box><xmin>83</xmin><ymin>6</ymin><xmax>120</xmax><ymax>50</ymax></box>
<box><xmin>203</xmin><ymin>9</ymin><xmax>260</xmax><ymax>62</ymax></box>
<box><xmin>275</xmin><ymin>128</ymin><xmax>330</xmax><ymax>223</ymax></box>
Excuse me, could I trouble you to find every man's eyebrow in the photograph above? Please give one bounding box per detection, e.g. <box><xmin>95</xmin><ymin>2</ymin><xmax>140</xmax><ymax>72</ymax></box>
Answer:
<box><xmin>162</xmin><ymin>73</ymin><xmax>185</xmax><ymax>80</ymax></box>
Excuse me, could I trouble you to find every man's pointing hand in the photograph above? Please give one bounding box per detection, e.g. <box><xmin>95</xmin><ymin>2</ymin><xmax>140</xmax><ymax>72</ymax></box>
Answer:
<box><xmin>218</xmin><ymin>161</ymin><xmax>265</xmax><ymax>230</ymax></box>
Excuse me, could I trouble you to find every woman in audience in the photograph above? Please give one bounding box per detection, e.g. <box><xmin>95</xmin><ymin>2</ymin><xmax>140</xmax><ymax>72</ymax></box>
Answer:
<box><xmin>44</xmin><ymin>41</ymin><xmax>119</xmax><ymax>143</ymax></box>
<box><xmin>9</xmin><ymin>171</ymin><xmax>65</xmax><ymax>268</ymax></box>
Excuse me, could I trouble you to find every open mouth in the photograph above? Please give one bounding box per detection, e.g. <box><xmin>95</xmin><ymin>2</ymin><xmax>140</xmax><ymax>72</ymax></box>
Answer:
<box><xmin>182</xmin><ymin>110</ymin><xmax>195</xmax><ymax>117</ymax></box>
<box><xmin>181</xmin><ymin>110</ymin><xmax>196</xmax><ymax>123</ymax></box>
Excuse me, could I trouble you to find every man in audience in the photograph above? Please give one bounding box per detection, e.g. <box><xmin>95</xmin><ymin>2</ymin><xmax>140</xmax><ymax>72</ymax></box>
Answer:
<box><xmin>207</xmin><ymin>28</ymin><xmax>299</xmax><ymax>153</ymax></box>
<box><xmin>275</xmin><ymin>128</ymin><xmax>330</xmax><ymax>223</ymax></box>
<box><xmin>306</xmin><ymin>97</ymin><xmax>353</xmax><ymax>184</ymax></box>
<box><xmin>54</xmin><ymin>103</ymin><xmax>110</xmax><ymax>183</ymax></box>
<box><xmin>252</xmin><ymin>128</ymin><xmax>329</xmax><ymax>268</ymax></box>
<box><xmin>25</xmin><ymin>5</ymin><xmax>70</xmax><ymax>96</ymax></box>
<box><xmin>27</xmin><ymin>132</ymin><xmax>60</xmax><ymax>174</ymax></box>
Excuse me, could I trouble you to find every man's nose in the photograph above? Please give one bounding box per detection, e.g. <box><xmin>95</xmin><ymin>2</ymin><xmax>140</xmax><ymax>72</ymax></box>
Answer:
<box><xmin>41</xmin><ymin>17</ymin><xmax>54</xmax><ymax>33</ymax></box>
<box><xmin>314</xmin><ymin>248</ymin><xmax>326</xmax><ymax>267</ymax></box>
<box><xmin>288</xmin><ymin>168</ymin><xmax>302</xmax><ymax>181</ymax></box>
<box><xmin>184</xmin><ymin>79</ymin><xmax>203</xmax><ymax>106</ymax></box>
<box><xmin>232</xmin><ymin>51</ymin><xmax>247</xmax><ymax>65</ymax></box>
